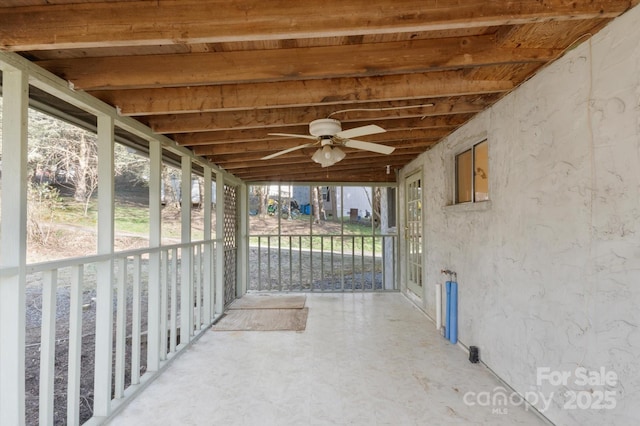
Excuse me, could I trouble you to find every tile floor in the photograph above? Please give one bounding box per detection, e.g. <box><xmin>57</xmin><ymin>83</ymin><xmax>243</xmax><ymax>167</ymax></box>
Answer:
<box><xmin>108</xmin><ymin>293</ymin><xmax>548</xmax><ymax>425</ymax></box>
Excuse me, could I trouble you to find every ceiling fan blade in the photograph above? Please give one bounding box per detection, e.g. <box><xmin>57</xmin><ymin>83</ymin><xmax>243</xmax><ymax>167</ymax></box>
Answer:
<box><xmin>343</xmin><ymin>139</ymin><xmax>395</xmax><ymax>155</ymax></box>
<box><xmin>261</xmin><ymin>143</ymin><xmax>316</xmax><ymax>160</ymax></box>
<box><xmin>336</xmin><ymin>124</ymin><xmax>386</xmax><ymax>140</ymax></box>
<box><xmin>268</xmin><ymin>133</ymin><xmax>318</xmax><ymax>141</ymax></box>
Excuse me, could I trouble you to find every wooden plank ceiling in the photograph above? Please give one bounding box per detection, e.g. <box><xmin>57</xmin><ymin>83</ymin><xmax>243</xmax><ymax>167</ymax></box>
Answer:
<box><xmin>1</xmin><ymin>0</ymin><xmax>637</xmax><ymax>183</ymax></box>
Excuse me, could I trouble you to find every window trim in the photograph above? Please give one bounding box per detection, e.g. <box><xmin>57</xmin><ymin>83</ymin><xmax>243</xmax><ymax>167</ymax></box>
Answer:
<box><xmin>455</xmin><ymin>148</ymin><xmax>473</xmax><ymax>203</ymax></box>
<box><xmin>453</xmin><ymin>138</ymin><xmax>488</xmax><ymax>205</ymax></box>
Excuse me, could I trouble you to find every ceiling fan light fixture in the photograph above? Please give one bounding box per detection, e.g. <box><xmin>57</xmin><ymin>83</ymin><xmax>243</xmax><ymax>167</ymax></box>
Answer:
<box><xmin>331</xmin><ymin>147</ymin><xmax>346</xmax><ymax>163</ymax></box>
<box><xmin>311</xmin><ymin>148</ymin><xmax>325</xmax><ymax>164</ymax></box>
<box><xmin>322</xmin><ymin>145</ymin><xmax>332</xmax><ymax>160</ymax></box>
<box><xmin>311</xmin><ymin>145</ymin><xmax>346</xmax><ymax>168</ymax></box>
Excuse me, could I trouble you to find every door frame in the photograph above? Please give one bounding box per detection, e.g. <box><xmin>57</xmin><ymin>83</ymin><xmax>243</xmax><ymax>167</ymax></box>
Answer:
<box><xmin>403</xmin><ymin>169</ymin><xmax>424</xmax><ymax>298</ymax></box>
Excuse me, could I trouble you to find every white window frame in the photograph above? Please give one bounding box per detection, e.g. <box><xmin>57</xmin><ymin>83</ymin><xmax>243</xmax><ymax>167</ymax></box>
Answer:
<box><xmin>454</xmin><ymin>138</ymin><xmax>488</xmax><ymax>205</ymax></box>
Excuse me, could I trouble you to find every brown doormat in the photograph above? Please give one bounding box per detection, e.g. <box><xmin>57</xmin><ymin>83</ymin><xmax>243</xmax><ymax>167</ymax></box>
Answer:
<box><xmin>212</xmin><ymin>308</ymin><xmax>308</xmax><ymax>332</ymax></box>
<box><xmin>228</xmin><ymin>294</ymin><xmax>306</xmax><ymax>310</ymax></box>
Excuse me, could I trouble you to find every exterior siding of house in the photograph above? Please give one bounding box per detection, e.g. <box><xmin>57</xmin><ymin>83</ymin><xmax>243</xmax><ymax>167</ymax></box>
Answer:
<box><xmin>400</xmin><ymin>5</ymin><xmax>640</xmax><ymax>424</ymax></box>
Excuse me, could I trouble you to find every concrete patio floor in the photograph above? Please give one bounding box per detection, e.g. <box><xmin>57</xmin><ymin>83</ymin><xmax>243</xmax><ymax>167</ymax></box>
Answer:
<box><xmin>108</xmin><ymin>293</ymin><xmax>549</xmax><ymax>425</ymax></box>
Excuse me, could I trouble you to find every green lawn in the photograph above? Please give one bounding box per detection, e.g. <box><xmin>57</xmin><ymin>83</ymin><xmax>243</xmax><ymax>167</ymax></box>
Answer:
<box><xmin>115</xmin><ymin>204</ymin><xmax>150</xmax><ymax>235</ymax></box>
<box><xmin>248</xmin><ymin>214</ymin><xmax>394</xmax><ymax>254</ymax></box>
<box><xmin>44</xmin><ymin>198</ymin><xmax>390</xmax><ymax>250</ymax></box>
<box><xmin>51</xmin><ymin>199</ymin><xmax>151</xmax><ymax>235</ymax></box>
<box><xmin>48</xmin><ymin>198</ymin><xmax>159</xmax><ymax>237</ymax></box>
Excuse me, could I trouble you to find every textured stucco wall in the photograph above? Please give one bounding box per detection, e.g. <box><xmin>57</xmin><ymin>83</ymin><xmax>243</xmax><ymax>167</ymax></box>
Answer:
<box><xmin>399</xmin><ymin>5</ymin><xmax>640</xmax><ymax>425</ymax></box>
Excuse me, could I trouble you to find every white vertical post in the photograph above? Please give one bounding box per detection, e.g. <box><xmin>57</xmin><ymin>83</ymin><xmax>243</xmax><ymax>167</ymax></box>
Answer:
<box><xmin>215</xmin><ymin>172</ymin><xmax>225</xmax><ymax>315</ymax></box>
<box><xmin>160</xmin><ymin>250</ymin><xmax>169</xmax><ymax>361</ymax></box>
<box><xmin>67</xmin><ymin>265</ymin><xmax>84</xmax><ymax>426</ymax></box>
<box><xmin>114</xmin><ymin>258</ymin><xmax>127</xmax><ymax>399</ymax></box>
<box><xmin>0</xmin><ymin>67</ymin><xmax>28</xmax><ymax>426</ymax></box>
<box><xmin>203</xmin><ymin>167</ymin><xmax>213</xmax><ymax>323</ymax></box>
<box><xmin>180</xmin><ymin>157</ymin><xmax>193</xmax><ymax>344</ymax></box>
<box><xmin>170</xmin><ymin>248</ymin><xmax>178</xmax><ymax>353</ymax></box>
<box><xmin>93</xmin><ymin>114</ymin><xmax>115</xmax><ymax>418</ymax></box>
<box><xmin>39</xmin><ymin>270</ymin><xmax>58</xmax><ymax>426</ymax></box>
<box><xmin>131</xmin><ymin>255</ymin><xmax>142</xmax><ymax>384</ymax></box>
<box><xmin>237</xmin><ymin>183</ymin><xmax>248</xmax><ymax>298</ymax></box>
<box><xmin>147</xmin><ymin>140</ymin><xmax>162</xmax><ymax>371</ymax></box>
<box><xmin>195</xmin><ymin>244</ymin><xmax>202</xmax><ymax>329</ymax></box>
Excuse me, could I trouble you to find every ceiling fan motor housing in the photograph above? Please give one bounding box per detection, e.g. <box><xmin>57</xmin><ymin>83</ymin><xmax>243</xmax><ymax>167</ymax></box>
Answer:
<box><xmin>309</xmin><ymin>118</ymin><xmax>342</xmax><ymax>137</ymax></box>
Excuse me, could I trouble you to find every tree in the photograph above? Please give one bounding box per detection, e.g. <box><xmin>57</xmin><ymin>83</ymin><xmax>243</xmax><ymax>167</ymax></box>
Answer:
<box><xmin>114</xmin><ymin>144</ymin><xmax>151</xmax><ymax>188</ymax></box>
<box><xmin>161</xmin><ymin>166</ymin><xmax>181</xmax><ymax>208</ymax></box>
<box><xmin>312</xmin><ymin>186</ymin><xmax>326</xmax><ymax>223</ymax></box>
<box><xmin>363</xmin><ymin>187</ymin><xmax>382</xmax><ymax>228</ymax></box>
<box><xmin>329</xmin><ymin>187</ymin><xmax>337</xmax><ymax>220</ymax></box>
<box><xmin>372</xmin><ymin>187</ymin><xmax>382</xmax><ymax>228</ymax></box>
<box><xmin>254</xmin><ymin>185</ymin><xmax>268</xmax><ymax>216</ymax></box>
<box><xmin>28</xmin><ymin>110</ymin><xmax>99</xmax><ymax>215</ymax></box>
<box><xmin>27</xmin><ymin>108</ymin><xmax>151</xmax><ymax>216</ymax></box>
<box><xmin>27</xmin><ymin>183</ymin><xmax>62</xmax><ymax>246</ymax></box>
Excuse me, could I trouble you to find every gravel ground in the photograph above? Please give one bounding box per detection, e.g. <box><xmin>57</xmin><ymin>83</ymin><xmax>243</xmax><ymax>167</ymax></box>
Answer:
<box><xmin>248</xmin><ymin>246</ymin><xmax>388</xmax><ymax>291</ymax></box>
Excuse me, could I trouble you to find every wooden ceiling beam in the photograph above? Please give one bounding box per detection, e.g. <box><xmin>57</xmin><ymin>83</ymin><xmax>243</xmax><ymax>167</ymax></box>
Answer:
<box><xmin>225</xmin><ymin>160</ymin><xmax>424</xmax><ymax>180</ymax></box>
<box><xmin>254</xmin><ymin>177</ymin><xmax>396</xmax><ymax>184</ymax></box>
<box><xmin>230</xmin><ymin>142</ymin><xmax>436</xmax><ymax>182</ymax></box>
<box><xmin>174</xmin><ymin>126</ymin><xmax>456</xmax><ymax>149</ymax></box>
<box><xmin>145</xmin><ymin>98</ymin><xmax>488</xmax><ymax>134</ymax></box>
<box><xmin>235</xmin><ymin>168</ymin><xmax>399</xmax><ymax>182</ymax></box>
<box><xmin>153</xmin><ymin>114</ymin><xmax>471</xmax><ymax>135</ymax></box>
<box><xmin>217</xmin><ymin>156</ymin><xmax>323</xmax><ymax>170</ymax></box>
<box><xmin>179</xmin><ymin>129</ymin><xmax>447</xmax><ymax>149</ymax></box>
<box><xmin>91</xmin><ymin>71</ymin><xmax>512</xmax><ymax>116</ymax></box>
<box><xmin>194</xmin><ymin>136</ymin><xmax>440</xmax><ymax>157</ymax></box>
<box><xmin>198</xmin><ymin>136</ymin><xmax>442</xmax><ymax>157</ymax></box>
<box><xmin>210</xmin><ymin>147</ymin><xmax>428</xmax><ymax>166</ymax></box>
<box><xmin>231</xmin><ymin>157</ymin><xmax>413</xmax><ymax>176</ymax></box>
<box><xmin>202</xmin><ymin>138</ymin><xmax>439</xmax><ymax>163</ymax></box>
<box><xmin>228</xmin><ymin>149</ymin><xmax>427</xmax><ymax>180</ymax></box>
<box><xmin>199</xmin><ymin>141</ymin><xmax>318</xmax><ymax>157</ymax></box>
<box><xmin>240</xmin><ymin>169</ymin><xmax>397</xmax><ymax>183</ymax></box>
<box><xmin>0</xmin><ymin>0</ymin><xmax>633</xmax><ymax>51</ymax></box>
<box><xmin>226</xmin><ymin>153</ymin><xmax>417</xmax><ymax>176</ymax></box>
<box><xmin>35</xmin><ymin>36</ymin><xmax>559</xmax><ymax>90</ymax></box>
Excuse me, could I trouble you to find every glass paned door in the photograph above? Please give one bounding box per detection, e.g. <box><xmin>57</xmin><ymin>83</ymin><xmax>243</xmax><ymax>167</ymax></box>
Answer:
<box><xmin>405</xmin><ymin>172</ymin><xmax>423</xmax><ymax>296</ymax></box>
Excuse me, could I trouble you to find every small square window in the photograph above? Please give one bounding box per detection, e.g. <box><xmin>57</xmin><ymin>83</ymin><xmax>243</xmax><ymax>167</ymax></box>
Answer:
<box><xmin>455</xmin><ymin>140</ymin><xmax>488</xmax><ymax>203</ymax></box>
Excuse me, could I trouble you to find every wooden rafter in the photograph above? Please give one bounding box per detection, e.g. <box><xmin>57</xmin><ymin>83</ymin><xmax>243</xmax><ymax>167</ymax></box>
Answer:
<box><xmin>90</xmin><ymin>71</ymin><xmax>513</xmax><ymax>116</ymax></box>
<box><xmin>141</xmin><ymin>98</ymin><xmax>488</xmax><ymax>134</ymax></box>
<box><xmin>149</xmin><ymin>113</ymin><xmax>472</xmax><ymax>134</ymax></box>
<box><xmin>1</xmin><ymin>0</ymin><xmax>636</xmax><ymax>183</ymax></box>
<box><xmin>0</xmin><ymin>0</ymin><xmax>634</xmax><ymax>50</ymax></box>
<box><xmin>187</xmin><ymin>129</ymin><xmax>451</xmax><ymax>151</ymax></box>
<box><xmin>35</xmin><ymin>36</ymin><xmax>559</xmax><ymax>90</ymax></box>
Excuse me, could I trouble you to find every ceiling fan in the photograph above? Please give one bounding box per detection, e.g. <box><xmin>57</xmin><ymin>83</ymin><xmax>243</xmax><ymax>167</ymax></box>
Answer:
<box><xmin>261</xmin><ymin>118</ymin><xmax>395</xmax><ymax>167</ymax></box>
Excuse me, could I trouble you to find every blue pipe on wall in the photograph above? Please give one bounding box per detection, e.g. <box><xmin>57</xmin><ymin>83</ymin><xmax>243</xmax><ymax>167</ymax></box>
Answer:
<box><xmin>449</xmin><ymin>281</ymin><xmax>458</xmax><ymax>344</ymax></box>
<box><xmin>445</xmin><ymin>281</ymin><xmax>451</xmax><ymax>340</ymax></box>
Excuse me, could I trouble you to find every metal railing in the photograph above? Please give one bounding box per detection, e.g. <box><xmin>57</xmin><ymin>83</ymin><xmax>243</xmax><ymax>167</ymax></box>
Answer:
<box><xmin>249</xmin><ymin>234</ymin><xmax>397</xmax><ymax>292</ymax></box>
<box><xmin>15</xmin><ymin>240</ymin><xmax>218</xmax><ymax>425</ymax></box>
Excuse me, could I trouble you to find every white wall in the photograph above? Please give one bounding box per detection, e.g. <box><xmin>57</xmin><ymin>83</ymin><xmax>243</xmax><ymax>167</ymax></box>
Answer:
<box><xmin>400</xmin><ymin>6</ymin><xmax>640</xmax><ymax>425</ymax></box>
<box><xmin>340</xmin><ymin>186</ymin><xmax>373</xmax><ymax>217</ymax></box>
